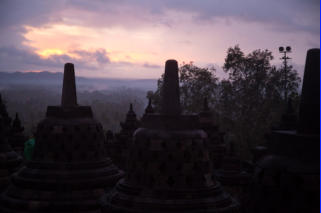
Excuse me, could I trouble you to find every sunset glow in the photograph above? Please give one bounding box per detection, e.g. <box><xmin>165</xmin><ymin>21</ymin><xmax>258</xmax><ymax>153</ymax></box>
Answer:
<box><xmin>37</xmin><ymin>49</ymin><xmax>65</xmax><ymax>58</ymax></box>
<box><xmin>0</xmin><ymin>0</ymin><xmax>319</xmax><ymax>78</ymax></box>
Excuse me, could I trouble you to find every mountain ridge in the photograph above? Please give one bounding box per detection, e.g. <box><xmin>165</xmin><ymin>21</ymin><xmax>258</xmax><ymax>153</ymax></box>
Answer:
<box><xmin>0</xmin><ymin>71</ymin><xmax>157</xmax><ymax>91</ymax></box>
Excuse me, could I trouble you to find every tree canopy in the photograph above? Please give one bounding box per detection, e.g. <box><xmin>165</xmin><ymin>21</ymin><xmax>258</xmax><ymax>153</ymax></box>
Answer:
<box><xmin>149</xmin><ymin>45</ymin><xmax>301</xmax><ymax>159</ymax></box>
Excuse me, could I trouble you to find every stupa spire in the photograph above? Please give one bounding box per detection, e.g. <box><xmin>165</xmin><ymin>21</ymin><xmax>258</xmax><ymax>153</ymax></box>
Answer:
<box><xmin>298</xmin><ymin>48</ymin><xmax>320</xmax><ymax>134</ymax></box>
<box><xmin>61</xmin><ymin>63</ymin><xmax>77</xmax><ymax>107</ymax></box>
<box><xmin>161</xmin><ymin>60</ymin><xmax>180</xmax><ymax>115</ymax></box>
<box><xmin>144</xmin><ymin>97</ymin><xmax>154</xmax><ymax>114</ymax></box>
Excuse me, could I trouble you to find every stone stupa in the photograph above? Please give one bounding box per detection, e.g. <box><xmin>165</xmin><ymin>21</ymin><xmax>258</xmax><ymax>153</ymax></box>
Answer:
<box><xmin>110</xmin><ymin>103</ymin><xmax>140</xmax><ymax>170</ymax></box>
<box><xmin>0</xmin><ymin>63</ymin><xmax>123</xmax><ymax>213</ymax></box>
<box><xmin>101</xmin><ymin>60</ymin><xmax>239</xmax><ymax>213</ymax></box>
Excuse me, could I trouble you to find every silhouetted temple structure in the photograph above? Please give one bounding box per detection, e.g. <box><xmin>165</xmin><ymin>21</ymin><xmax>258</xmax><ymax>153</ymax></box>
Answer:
<box><xmin>198</xmin><ymin>98</ymin><xmax>226</xmax><ymax>169</ymax></box>
<box><xmin>0</xmin><ymin>63</ymin><xmax>123</xmax><ymax>213</ymax></box>
<box><xmin>8</xmin><ymin>113</ymin><xmax>27</xmax><ymax>155</ymax></box>
<box><xmin>199</xmin><ymin>98</ymin><xmax>250</xmax><ymax>208</ymax></box>
<box><xmin>0</xmin><ymin>94</ymin><xmax>11</xmax><ymax>128</ymax></box>
<box><xmin>109</xmin><ymin>104</ymin><xmax>140</xmax><ymax>170</ymax></box>
<box><xmin>101</xmin><ymin>60</ymin><xmax>239</xmax><ymax>212</ymax></box>
<box><xmin>143</xmin><ymin>97</ymin><xmax>155</xmax><ymax>115</ymax></box>
<box><xmin>249</xmin><ymin>49</ymin><xmax>320</xmax><ymax>213</ymax></box>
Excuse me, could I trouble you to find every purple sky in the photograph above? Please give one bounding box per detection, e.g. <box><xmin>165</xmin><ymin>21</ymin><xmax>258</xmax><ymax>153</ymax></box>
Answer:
<box><xmin>0</xmin><ymin>0</ymin><xmax>319</xmax><ymax>79</ymax></box>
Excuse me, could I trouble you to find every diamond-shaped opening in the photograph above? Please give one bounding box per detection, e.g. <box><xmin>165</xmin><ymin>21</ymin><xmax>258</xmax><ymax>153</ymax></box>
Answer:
<box><xmin>152</xmin><ymin>152</ymin><xmax>159</xmax><ymax>160</ymax></box>
<box><xmin>135</xmin><ymin>173</ymin><xmax>141</xmax><ymax>182</ymax></box>
<box><xmin>145</xmin><ymin>140</ymin><xmax>151</xmax><ymax>148</ymax></box>
<box><xmin>193</xmin><ymin>162</ymin><xmax>200</xmax><ymax>171</ymax></box>
<box><xmin>186</xmin><ymin>176</ymin><xmax>191</xmax><ymax>185</ymax></box>
<box><xmin>67</xmin><ymin>154</ymin><xmax>72</xmax><ymax>162</ymax></box>
<box><xmin>161</xmin><ymin>141</ymin><xmax>167</xmax><ymax>149</ymax></box>
<box><xmin>176</xmin><ymin>141</ymin><xmax>182</xmax><ymax>149</ymax></box>
<box><xmin>53</xmin><ymin>153</ymin><xmax>58</xmax><ymax>161</ymax></box>
<box><xmin>167</xmin><ymin>176</ymin><xmax>175</xmax><ymax>187</ymax></box>
<box><xmin>176</xmin><ymin>164</ymin><xmax>182</xmax><ymax>171</ymax></box>
<box><xmin>82</xmin><ymin>134</ymin><xmax>87</xmax><ymax>139</ymax></box>
<box><xmin>143</xmin><ymin>161</ymin><xmax>148</xmax><ymax>169</ymax></box>
<box><xmin>159</xmin><ymin>162</ymin><xmax>166</xmax><ymax>173</ymax></box>
<box><xmin>150</xmin><ymin>176</ymin><xmax>155</xmax><ymax>187</ymax></box>
<box><xmin>138</xmin><ymin>150</ymin><xmax>143</xmax><ymax>159</ymax></box>
<box><xmin>60</xmin><ymin>142</ymin><xmax>65</xmax><ymax>150</ymax></box>
<box><xmin>184</xmin><ymin>150</ymin><xmax>191</xmax><ymax>161</ymax></box>
<box><xmin>132</xmin><ymin>162</ymin><xmax>137</xmax><ymax>170</ymax></box>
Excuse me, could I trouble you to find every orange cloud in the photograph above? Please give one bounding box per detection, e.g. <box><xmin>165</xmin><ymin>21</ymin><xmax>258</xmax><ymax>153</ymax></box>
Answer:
<box><xmin>37</xmin><ymin>49</ymin><xmax>64</xmax><ymax>58</ymax></box>
<box><xmin>23</xmin><ymin>24</ymin><xmax>162</xmax><ymax>65</ymax></box>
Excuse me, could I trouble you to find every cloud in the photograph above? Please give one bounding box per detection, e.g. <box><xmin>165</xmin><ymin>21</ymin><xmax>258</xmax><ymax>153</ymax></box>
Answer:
<box><xmin>0</xmin><ymin>45</ymin><xmax>163</xmax><ymax>78</ymax></box>
<box><xmin>71</xmin><ymin>49</ymin><xmax>111</xmax><ymax>65</ymax></box>
<box><xmin>1</xmin><ymin>0</ymin><xmax>319</xmax><ymax>35</ymax></box>
<box><xmin>0</xmin><ymin>46</ymin><xmax>101</xmax><ymax>72</ymax></box>
<box><xmin>143</xmin><ymin>63</ymin><xmax>161</xmax><ymax>69</ymax></box>
<box><xmin>0</xmin><ymin>0</ymin><xmax>318</xmax><ymax>78</ymax></box>
<box><xmin>94</xmin><ymin>49</ymin><xmax>111</xmax><ymax>64</ymax></box>
<box><xmin>60</xmin><ymin>0</ymin><xmax>320</xmax><ymax>35</ymax></box>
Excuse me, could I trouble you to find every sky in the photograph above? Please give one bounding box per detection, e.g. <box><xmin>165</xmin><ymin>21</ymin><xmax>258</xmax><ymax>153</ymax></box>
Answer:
<box><xmin>0</xmin><ymin>0</ymin><xmax>319</xmax><ymax>79</ymax></box>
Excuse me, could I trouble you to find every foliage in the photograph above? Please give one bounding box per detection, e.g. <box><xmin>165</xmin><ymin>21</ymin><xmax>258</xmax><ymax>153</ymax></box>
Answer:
<box><xmin>179</xmin><ymin>62</ymin><xmax>219</xmax><ymax>113</ymax></box>
<box><xmin>150</xmin><ymin>45</ymin><xmax>301</xmax><ymax>159</ymax></box>
<box><xmin>219</xmin><ymin>45</ymin><xmax>301</xmax><ymax>158</ymax></box>
<box><xmin>148</xmin><ymin>62</ymin><xmax>219</xmax><ymax>113</ymax></box>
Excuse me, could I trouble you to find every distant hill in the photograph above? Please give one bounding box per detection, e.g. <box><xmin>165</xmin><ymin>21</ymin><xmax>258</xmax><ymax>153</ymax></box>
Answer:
<box><xmin>0</xmin><ymin>71</ymin><xmax>157</xmax><ymax>91</ymax></box>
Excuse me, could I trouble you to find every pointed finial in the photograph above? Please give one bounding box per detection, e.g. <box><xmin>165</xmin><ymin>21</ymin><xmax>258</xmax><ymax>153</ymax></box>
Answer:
<box><xmin>203</xmin><ymin>98</ymin><xmax>209</xmax><ymax>111</ymax></box>
<box><xmin>161</xmin><ymin>60</ymin><xmax>180</xmax><ymax>115</ymax></box>
<box><xmin>12</xmin><ymin>112</ymin><xmax>23</xmax><ymax>132</ymax></box>
<box><xmin>298</xmin><ymin>48</ymin><xmax>320</xmax><ymax>134</ymax></box>
<box><xmin>145</xmin><ymin>97</ymin><xmax>154</xmax><ymax>114</ymax></box>
<box><xmin>126</xmin><ymin>103</ymin><xmax>136</xmax><ymax>118</ymax></box>
<box><xmin>61</xmin><ymin>63</ymin><xmax>77</xmax><ymax>107</ymax></box>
